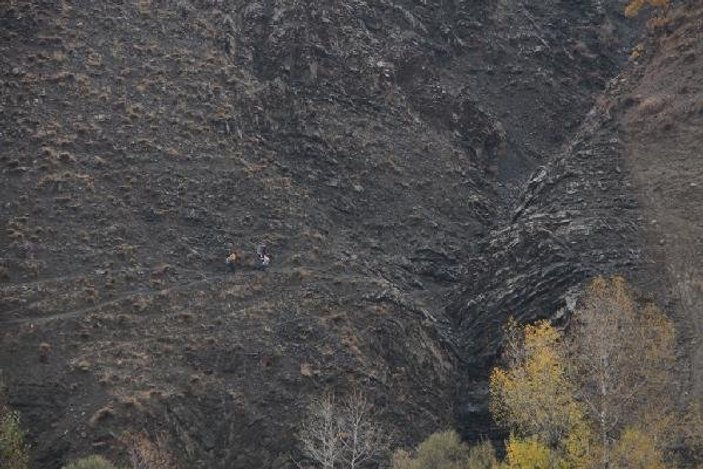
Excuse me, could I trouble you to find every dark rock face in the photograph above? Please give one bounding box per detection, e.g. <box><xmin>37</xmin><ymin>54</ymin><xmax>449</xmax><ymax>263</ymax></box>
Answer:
<box><xmin>449</xmin><ymin>97</ymin><xmax>651</xmax><ymax>438</ymax></box>
<box><xmin>0</xmin><ymin>0</ymin><xmax>648</xmax><ymax>467</ymax></box>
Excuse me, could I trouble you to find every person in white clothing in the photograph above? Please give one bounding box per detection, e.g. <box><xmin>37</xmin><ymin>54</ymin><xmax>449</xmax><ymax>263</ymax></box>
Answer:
<box><xmin>260</xmin><ymin>254</ymin><xmax>271</xmax><ymax>271</ymax></box>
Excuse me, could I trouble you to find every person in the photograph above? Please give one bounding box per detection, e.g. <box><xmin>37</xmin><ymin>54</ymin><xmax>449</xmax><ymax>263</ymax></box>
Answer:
<box><xmin>225</xmin><ymin>251</ymin><xmax>238</xmax><ymax>273</ymax></box>
<box><xmin>254</xmin><ymin>243</ymin><xmax>271</xmax><ymax>271</ymax></box>
<box><xmin>260</xmin><ymin>253</ymin><xmax>271</xmax><ymax>271</ymax></box>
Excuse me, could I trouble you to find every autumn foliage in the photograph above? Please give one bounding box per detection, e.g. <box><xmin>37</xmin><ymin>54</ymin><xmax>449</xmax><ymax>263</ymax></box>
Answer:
<box><xmin>488</xmin><ymin>276</ymin><xmax>697</xmax><ymax>467</ymax></box>
<box><xmin>391</xmin><ymin>277</ymin><xmax>699</xmax><ymax>468</ymax></box>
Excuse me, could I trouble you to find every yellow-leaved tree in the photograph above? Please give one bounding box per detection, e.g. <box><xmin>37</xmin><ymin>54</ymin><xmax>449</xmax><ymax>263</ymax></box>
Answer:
<box><xmin>489</xmin><ymin>320</ymin><xmax>594</xmax><ymax>466</ymax></box>
<box><xmin>503</xmin><ymin>436</ymin><xmax>558</xmax><ymax>469</ymax></box>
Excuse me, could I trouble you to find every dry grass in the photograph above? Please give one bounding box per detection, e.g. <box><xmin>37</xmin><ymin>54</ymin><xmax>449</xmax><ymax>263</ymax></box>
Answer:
<box><xmin>88</xmin><ymin>405</ymin><xmax>115</xmax><ymax>427</ymax></box>
<box><xmin>122</xmin><ymin>432</ymin><xmax>179</xmax><ymax>469</ymax></box>
<box><xmin>636</xmin><ymin>94</ymin><xmax>670</xmax><ymax>115</ymax></box>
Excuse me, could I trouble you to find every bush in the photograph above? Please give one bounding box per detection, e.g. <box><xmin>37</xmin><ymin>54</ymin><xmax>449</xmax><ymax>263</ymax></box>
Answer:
<box><xmin>0</xmin><ymin>403</ymin><xmax>29</xmax><ymax>469</ymax></box>
<box><xmin>392</xmin><ymin>430</ymin><xmax>469</xmax><ymax>469</ymax></box>
<box><xmin>466</xmin><ymin>440</ymin><xmax>498</xmax><ymax>469</ymax></box>
<box><xmin>62</xmin><ymin>455</ymin><xmax>121</xmax><ymax>469</ymax></box>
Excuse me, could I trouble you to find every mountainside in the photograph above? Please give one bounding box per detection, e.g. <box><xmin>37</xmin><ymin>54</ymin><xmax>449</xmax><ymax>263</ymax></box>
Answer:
<box><xmin>1</xmin><ymin>0</ymin><xmax>699</xmax><ymax>468</ymax></box>
<box><xmin>450</xmin><ymin>0</ymin><xmax>703</xmax><ymax>442</ymax></box>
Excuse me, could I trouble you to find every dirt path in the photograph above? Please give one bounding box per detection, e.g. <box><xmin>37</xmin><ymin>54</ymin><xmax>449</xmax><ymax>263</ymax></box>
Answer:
<box><xmin>0</xmin><ymin>266</ymin><xmax>393</xmax><ymax>326</ymax></box>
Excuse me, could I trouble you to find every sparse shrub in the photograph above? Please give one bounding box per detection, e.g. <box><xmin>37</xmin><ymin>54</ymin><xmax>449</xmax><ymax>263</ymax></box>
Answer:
<box><xmin>466</xmin><ymin>440</ymin><xmax>498</xmax><ymax>469</ymax></box>
<box><xmin>122</xmin><ymin>432</ymin><xmax>178</xmax><ymax>469</ymax></box>
<box><xmin>23</xmin><ymin>260</ymin><xmax>41</xmax><ymax>278</ymax></box>
<box><xmin>75</xmin><ymin>360</ymin><xmax>91</xmax><ymax>372</ymax></box>
<box><xmin>630</xmin><ymin>42</ymin><xmax>646</xmax><ymax>61</ymax></box>
<box><xmin>62</xmin><ymin>455</ymin><xmax>120</xmax><ymax>469</ymax></box>
<box><xmin>88</xmin><ymin>406</ymin><xmax>115</xmax><ymax>428</ymax></box>
<box><xmin>624</xmin><ymin>0</ymin><xmax>670</xmax><ymax>17</ymax></box>
<box><xmin>0</xmin><ymin>402</ymin><xmax>29</xmax><ymax>469</ymax></box>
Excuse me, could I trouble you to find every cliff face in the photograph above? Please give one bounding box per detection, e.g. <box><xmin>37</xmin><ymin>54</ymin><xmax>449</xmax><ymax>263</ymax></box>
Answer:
<box><xmin>3</xmin><ymin>0</ymin><xmax>690</xmax><ymax>467</ymax></box>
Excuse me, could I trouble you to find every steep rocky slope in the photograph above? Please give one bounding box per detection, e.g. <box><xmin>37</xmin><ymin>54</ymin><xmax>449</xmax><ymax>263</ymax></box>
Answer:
<box><xmin>0</xmin><ymin>0</ymin><xmax>673</xmax><ymax>467</ymax></box>
<box><xmin>450</xmin><ymin>0</ymin><xmax>703</xmax><ymax>441</ymax></box>
<box><xmin>621</xmin><ymin>2</ymin><xmax>703</xmax><ymax>398</ymax></box>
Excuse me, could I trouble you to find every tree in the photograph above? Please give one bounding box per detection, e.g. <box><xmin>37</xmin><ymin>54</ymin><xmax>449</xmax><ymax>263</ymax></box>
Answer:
<box><xmin>610</xmin><ymin>428</ymin><xmax>668</xmax><ymax>469</ymax></box>
<box><xmin>566</xmin><ymin>277</ymin><xmax>676</xmax><ymax>467</ymax></box>
<box><xmin>488</xmin><ymin>277</ymin><xmax>686</xmax><ymax>467</ymax></box>
<box><xmin>503</xmin><ymin>436</ymin><xmax>560</xmax><ymax>469</ymax></box>
<box><xmin>299</xmin><ymin>393</ymin><xmax>343</xmax><ymax>469</ymax></box>
<box><xmin>299</xmin><ymin>390</ymin><xmax>386</xmax><ymax>469</ymax></box>
<box><xmin>489</xmin><ymin>320</ymin><xmax>585</xmax><ymax>450</ymax></box>
<box><xmin>338</xmin><ymin>389</ymin><xmax>386</xmax><ymax>469</ymax></box>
